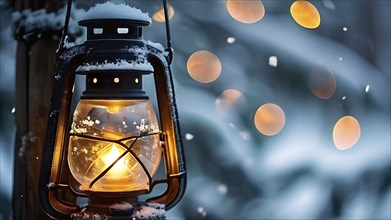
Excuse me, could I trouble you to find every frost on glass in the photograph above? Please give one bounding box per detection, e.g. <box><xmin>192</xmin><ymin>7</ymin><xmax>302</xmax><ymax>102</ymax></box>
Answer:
<box><xmin>68</xmin><ymin>99</ymin><xmax>161</xmax><ymax>192</ymax></box>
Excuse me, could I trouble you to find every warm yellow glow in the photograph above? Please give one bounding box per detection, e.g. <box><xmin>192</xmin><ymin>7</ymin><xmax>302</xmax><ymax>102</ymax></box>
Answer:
<box><xmin>114</xmin><ymin>77</ymin><xmax>120</xmax><ymax>83</ymax></box>
<box><xmin>152</xmin><ymin>5</ymin><xmax>174</xmax><ymax>23</ymax></box>
<box><xmin>68</xmin><ymin>99</ymin><xmax>162</xmax><ymax>192</ymax></box>
<box><xmin>308</xmin><ymin>65</ymin><xmax>336</xmax><ymax>99</ymax></box>
<box><xmin>93</xmin><ymin>78</ymin><xmax>98</xmax><ymax>83</ymax></box>
<box><xmin>135</xmin><ymin>78</ymin><xmax>139</xmax><ymax>84</ymax></box>
<box><xmin>290</xmin><ymin>1</ymin><xmax>321</xmax><ymax>29</ymax></box>
<box><xmin>107</xmin><ymin>105</ymin><xmax>121</xmax><ymax>114</ymax></box>
<box><xmin>226</xmin><ymin>0</ymin><xmax>265</xmax><ymax>24</ymax></box>
<box><xmin>333</xmin><ymin>116</ymin><xmax>361</xmax><ymax>150</ymax></box>
<box><xmin>187</xmin><ymin>50</ymin><xmax>222</xmax><ymax>83</ymax></box>
<box><xmin>215</xmin><ymin>89</ymin><xmax>243</xmax><ymax>116</ymax></box>
<box><xmin>101</xmin><ymin>144</ymin><xmax>127</xmax><ymax>176</ymax></box>
<box><xmin>254</xmin><ymin>103</ymin><xmax>285</xmax><ymax>136</ymax></box>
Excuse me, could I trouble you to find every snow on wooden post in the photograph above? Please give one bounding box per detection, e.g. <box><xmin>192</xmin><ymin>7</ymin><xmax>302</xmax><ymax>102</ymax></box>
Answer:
<box><xmin>12</xmin><ymin>1</ymin><xmax>64</xmax><ymax>219</ymax></box>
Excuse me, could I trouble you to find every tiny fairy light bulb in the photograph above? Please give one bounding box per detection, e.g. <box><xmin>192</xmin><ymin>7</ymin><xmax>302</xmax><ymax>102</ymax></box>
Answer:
<box><xmin>290</xmin><ymin>0</ymin><xmax>321</xmax><ymax>29</ymax></box>
<box><xmin>152</xmin><ymin>5</ymin><xmax>174</xmax><ymax>22</ymax></box>
<box><xmin>254</xmin><ymin>103</ymin><xmax>285</xmax><ymax>136</ymax></box>
<box><xmin>226</xmin><ymin>0</ymin><xmax>265</xmax><ymax>24</ymax></box>
<box><xmin>333</xmin><ymin>116</ymin><xmax>361</xmax><ymax>150</ymax></box>
<box><xmin>187</xmin><ymin>50</ymin><xmax>222</xmax><ymax>83</ymax></box>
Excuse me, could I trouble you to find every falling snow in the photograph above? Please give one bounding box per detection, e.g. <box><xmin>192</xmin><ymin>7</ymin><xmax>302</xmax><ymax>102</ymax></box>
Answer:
<box><xmin>269</xmin><ymin>56</ymin><xmax>278</xmax><ymax>67</ymax></box>
<box><xmin>197</xmin><ymin>207</ymin><xmax>207</xmax><ymax>218</ymax></box>
<box><xmin>365</xmin><ymin>85</ymin><xmax>370</xmax><ymax>93</ymax></box>
<box><xmin>323</xmin><ymin>0</ymin><xmax>336</xmax><ymax>10</ymax></box>
<box><xmin>227</xmin><ymin>37</ymin><xmax>236</xmax><ymax>44</ymax></box>
<box><xmin>239</xmin><ymin>131</ymin><xmax>250</xmax><ymax>140</ymax></box>
<box><xmin>185</xmin><ymin>133</ymin><xmax>194</xmax><ymax>140</ymax></box>
<box><xmin>217</xmin><ymin>184</ymin><xmax>228</xmax><ymax>194</ymax></box>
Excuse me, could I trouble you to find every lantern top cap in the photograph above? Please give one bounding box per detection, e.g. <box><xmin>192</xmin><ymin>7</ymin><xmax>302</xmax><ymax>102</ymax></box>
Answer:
<box><xmin>81</xmin><ymin>1</ymin><xmax>152</xmax><ymax>25</ymax></box>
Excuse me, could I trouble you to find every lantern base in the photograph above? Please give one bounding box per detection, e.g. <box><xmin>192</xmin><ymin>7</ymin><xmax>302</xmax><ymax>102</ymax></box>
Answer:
<box><xmin>72</xmin><ymin>199</ymin><xmax>166</xmax><ymax>220</ymax></box>
<box><xmin>83</xmin><ymin>194</ymin><xmax>137</xmax><ymax>218</ymax></box>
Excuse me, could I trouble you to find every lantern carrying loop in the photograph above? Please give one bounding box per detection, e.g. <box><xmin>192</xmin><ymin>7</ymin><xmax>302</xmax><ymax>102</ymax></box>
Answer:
<box><xmin>163</xmin><ymin>0</ymin><xmax>174</xmax><ymax>64</ymax></box>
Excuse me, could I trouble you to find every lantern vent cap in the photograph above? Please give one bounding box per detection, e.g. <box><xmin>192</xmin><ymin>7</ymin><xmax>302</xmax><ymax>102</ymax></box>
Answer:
<box><xmin>80</xmin><ymin>1</ymin><xmax>151</xmax><ymax>26</ymax></box>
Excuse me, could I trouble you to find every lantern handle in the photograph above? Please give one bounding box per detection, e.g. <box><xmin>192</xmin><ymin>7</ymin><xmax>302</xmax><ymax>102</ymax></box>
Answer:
<box><xmin>163</xmin><ymin>0</ymin><xmax>174</xmax><ymax>64</ymax></box>
<box><xmin>56</xmin><ymin>0</ymin><xmax>73</xmax><ymax>59</ymax></box>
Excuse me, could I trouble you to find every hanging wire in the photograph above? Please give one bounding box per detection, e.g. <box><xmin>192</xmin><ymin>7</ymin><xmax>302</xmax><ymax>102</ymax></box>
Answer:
<box><xmin>56</xmin><ymin>0</ymin><xmax>73</xmax><ymax>58</ymax></box>
<box><xmin>163</xmin><ymin>0</ymin><xmax>174</xmax><ymax>64</ymax></box>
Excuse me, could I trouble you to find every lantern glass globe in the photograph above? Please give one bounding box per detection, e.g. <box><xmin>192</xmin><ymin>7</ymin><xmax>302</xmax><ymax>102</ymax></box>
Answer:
<box><xmin>68</xmin><ymin>99</ymin><xmax>162</xmax><ymax>192</ymax></box>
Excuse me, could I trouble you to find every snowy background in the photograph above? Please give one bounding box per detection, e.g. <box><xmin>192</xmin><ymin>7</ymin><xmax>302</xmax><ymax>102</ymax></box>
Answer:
<box><xmin>1</xmin><ymin>0</ymin><xmax>390</xmax><ymax>219</ymax></box>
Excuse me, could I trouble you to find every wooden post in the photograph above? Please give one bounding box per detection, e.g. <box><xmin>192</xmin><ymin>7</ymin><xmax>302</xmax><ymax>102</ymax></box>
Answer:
<box><xmin>12</xmin><ymin>1</ymin><xmax>62</xmax><ymax>219</ymax></box>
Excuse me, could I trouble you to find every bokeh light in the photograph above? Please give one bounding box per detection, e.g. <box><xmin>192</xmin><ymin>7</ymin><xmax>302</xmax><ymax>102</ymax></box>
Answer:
<box><xmin>226</xmin><ymin>0</ymin><xmax>265</xmax><ymax>24</ymax></box>
<box><xmin>308</xmin><ymin>65</ymin><xmax>336</xmax><ymax>99</ymax></box>
<box><xmin>254</xmin><ymin>103</ymin><xmax>285</xmax><ymax>136</ymax></box>
<box><xmin>152</xmin><ymin>5</ymin><xmax>174</xmax><ymax>23</ymax></box>
<box><xmin>290</xmin><ymin>0</ymin><xmax>321</xmax><ymax>29</ymax></box>
<box><xmin>215</xmin><ymin>89</ymin><xmax>244</xmax><ymax>117</ymax></box>
<box><xmin>187</xmin><ymin>50</ymin><xmax>222</xmax><ymax>83</ymax></box>
<box><xmin>333</xmin><ymin>116</ymin><xmax>361</xmax><ymax>150</ymax></box>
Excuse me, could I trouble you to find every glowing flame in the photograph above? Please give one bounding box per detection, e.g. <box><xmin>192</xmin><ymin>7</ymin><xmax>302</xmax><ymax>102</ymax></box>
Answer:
<box><xmin>107</xmin><ymin>105</ymin><xmax>122</xmax><ymax>114</ymax></box>
<box><xmin>101</xmin><ymin>144</ymin><xmax>127</xmax><ymax>175</ymax></box>
<box><xmin>254</xmin><ymin>103</ymin><xmax>285</xmax><ymax>136</ymax></box>
<box><xmin>290</xmin><ymin>1</ymin><xmax>321</xmax><ymax>29</ymax></box>
<box><xmin>226</xmin><ymin>0</ymin><xmax>265</xmax><ymax>24</ymax></box>
<box><xmin>333</xmin><ymin>116</ymin><xmax>361</xmax><ymax>150</ymax></box>
<box><xmin>152</xmin><ymin>5</ymin><xmax>174</xmax><ymax>23</ymax></box>
<box><xmin>308</xmin><ymin>65</ymin><xmax>336</xmax><ymax>99</ymax></box>
<box><xmin>187</xmin><ymin>50</ymin><xmax>222</xmax><ymax>83</ymax></box>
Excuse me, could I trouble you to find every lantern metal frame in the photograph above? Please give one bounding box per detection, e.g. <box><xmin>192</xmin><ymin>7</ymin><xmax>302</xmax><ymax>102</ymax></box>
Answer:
<box><xmin>38</xmin><ymin>1</ymin><xmax>186</xmax><ymax>219</ymax></box>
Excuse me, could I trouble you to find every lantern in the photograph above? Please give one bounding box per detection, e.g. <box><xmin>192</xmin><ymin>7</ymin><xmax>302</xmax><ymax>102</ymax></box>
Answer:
<box><xmin>38</xmin><ymin>1</ymin><xmax>186</xmax><ymax>219</ymax></box>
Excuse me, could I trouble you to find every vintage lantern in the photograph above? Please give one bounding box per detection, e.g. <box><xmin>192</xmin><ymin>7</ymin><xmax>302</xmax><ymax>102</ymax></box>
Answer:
<box><xmin>38</xmin><ymin>1</ymin><xmax>186</xmax><ymax>219</ymax></box>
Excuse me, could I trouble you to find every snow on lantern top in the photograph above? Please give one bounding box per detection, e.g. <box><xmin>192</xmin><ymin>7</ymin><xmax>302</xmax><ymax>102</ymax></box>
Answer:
<box><xmin>79</xmin><ymin>2</ymin><xmax>152</xmax><ymax>40</ymax></box>
<box><xmin>83</xmin><ymin>2</ymin><xmax>151</xmax><ymax>23</ymax></box>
